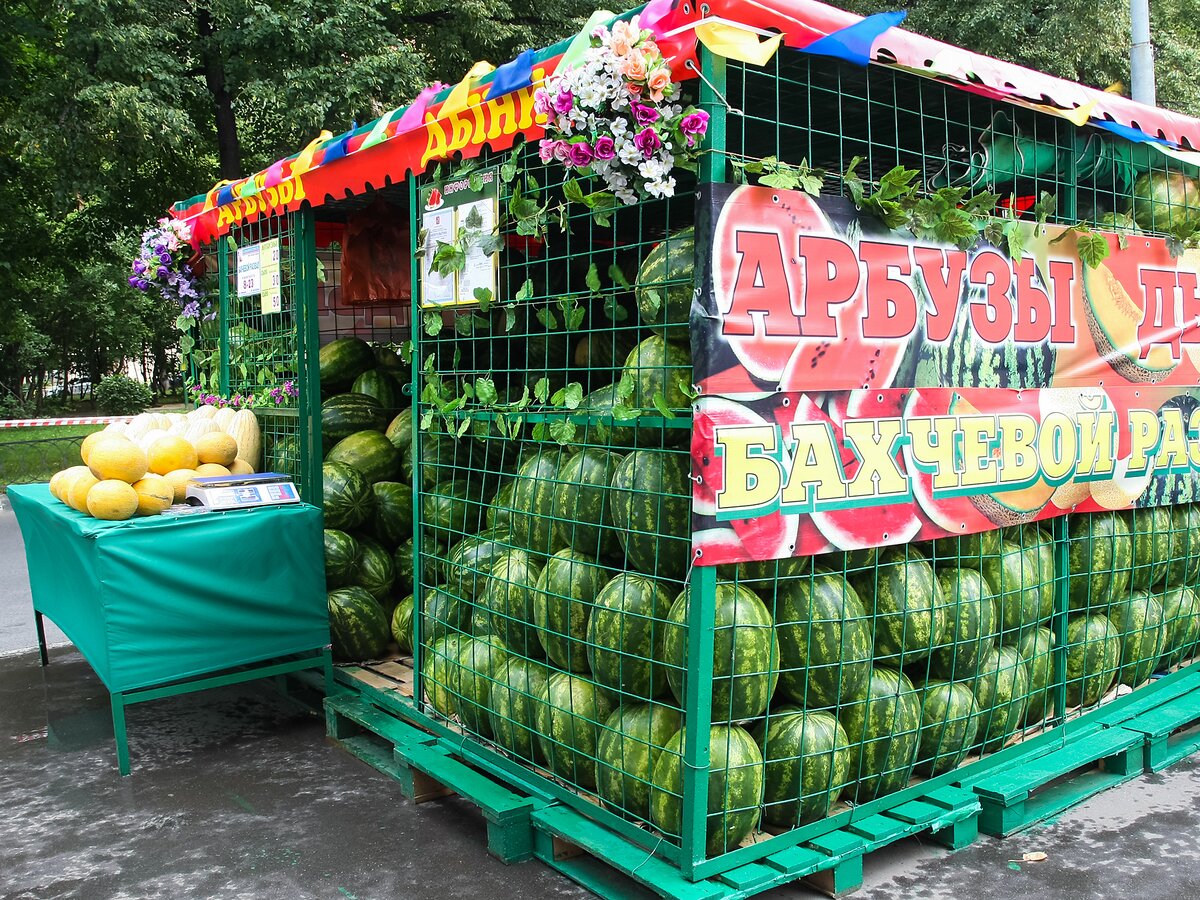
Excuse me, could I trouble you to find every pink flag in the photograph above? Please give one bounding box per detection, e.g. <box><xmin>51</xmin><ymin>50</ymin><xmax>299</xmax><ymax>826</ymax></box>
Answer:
<box><xmin>395</xmin><ymin>83</ymin><xmax>447</xmax><ymax>135</ymax></box>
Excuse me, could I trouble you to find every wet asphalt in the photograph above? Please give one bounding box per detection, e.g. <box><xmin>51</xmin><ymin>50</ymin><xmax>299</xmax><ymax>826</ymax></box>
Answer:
<box><xmin>2</xmin><ymin>495</ymin><xmax>1199</xmax><ymax>899</ymax></box>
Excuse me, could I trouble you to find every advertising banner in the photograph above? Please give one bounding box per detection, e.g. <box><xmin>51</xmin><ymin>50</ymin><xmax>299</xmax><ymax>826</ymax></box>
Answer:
<box><xmin>691</xmin><ymin>183</ymin><xmax>1200</xmax><ymax>566</ymax></box>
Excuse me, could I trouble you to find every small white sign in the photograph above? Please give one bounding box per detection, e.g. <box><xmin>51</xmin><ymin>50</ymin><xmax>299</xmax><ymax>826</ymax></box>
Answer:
<box><xmin>236</xmin><ymin>244</ymin><xmax>262</xmax><ymax>297</ymax></box>
<box><xmin>259</xmin><ymin>238</ymin><xmax>282</xmax><ymax>314</ymax></box>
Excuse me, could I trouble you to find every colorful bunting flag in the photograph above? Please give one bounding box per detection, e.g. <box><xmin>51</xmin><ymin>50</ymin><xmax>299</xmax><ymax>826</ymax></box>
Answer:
<box><xmin>320</xmin><ymin>125</ymin><xmax>356</xmax><ymax>165</ymax></box>
<box><xmin>802</xmin><ymin>10</ymin><xmax>907</xmax><ymax>68</ymax></box>
<box><xmin>558</xmin><ymin>10</ymin><xmax>615</xmax><ymax>71</ymax></box>
<box><xmin>641</xmin><ymin>0</ymin><xmax>676</xmax><ymax>37</ymax></box>
<box><xmin>441</xmin><ymin>62</ymin><xmax>495</xmax><ymax>119</ymax></box>
<box><xmin>215</xmin><ymin>183</ymin><xmax>236</xmax><ymax>207</ymax></box>
<box><xmin>263</xmin><ymin>159</ymin><xmax>286</xmax><ymax>189</ymax></box>
<box><xmin>488</xmin><ymin>49</ymin><xmax>536</xmax><ymax>99</ymax></box>
<box><xmin>236</xmin><ymin>177</ymin><xmax>259</xmax><ymax>199</ymax></box>
<box><xmin>395</xmin><ymin>83</ymin><xmax>446</xmax><ymax>134</ymax></box>
<box><xmin>1094</xmin><ymin>117</ymin><xmax>1164</xmax><ymax>146</ymax></box>
<box><xmin>695</xmin><ymin>20</ymin><xmax>782</xmax><ymax>67</ymax></box>
<box><xmin>291</xmin><ymin>130</ymin><xmax>333</xmax><ymax>177</ymax></box>
<box><xmin>360</xmin><ymin>108</ymin><xmax>401</xmax><ymax>151</ymax></box>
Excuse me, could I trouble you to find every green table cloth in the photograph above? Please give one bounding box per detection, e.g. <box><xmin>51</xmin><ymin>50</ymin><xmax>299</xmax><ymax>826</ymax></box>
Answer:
<box><xmin>9</xmin><ymin>483</ymin><xmax>330</xmax><ymax>694</ymax></box>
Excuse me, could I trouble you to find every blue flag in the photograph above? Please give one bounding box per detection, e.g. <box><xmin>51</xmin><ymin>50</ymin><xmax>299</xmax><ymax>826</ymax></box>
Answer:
<box><xmin>488</xmin><ymin>49</ymin><xmax>536</xmax><ymax>99</ymax></box>
<box><xmin>803</xmin><ymin>11</ymin><xmax>907</xmax><ymax>68</ymax></box>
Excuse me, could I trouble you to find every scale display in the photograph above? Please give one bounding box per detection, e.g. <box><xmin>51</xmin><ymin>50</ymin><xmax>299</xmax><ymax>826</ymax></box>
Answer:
<box><xmin>184</xmin><ymin>473</ymin><xmax>301</xmax><ymax>511</ymax></box>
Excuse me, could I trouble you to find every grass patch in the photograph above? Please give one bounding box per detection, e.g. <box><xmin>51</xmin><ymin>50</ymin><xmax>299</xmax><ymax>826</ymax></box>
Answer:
<box><xmin>0</xmin><ymin>425</ymin><xmax>104</xmax><ymax>490</ymax></box>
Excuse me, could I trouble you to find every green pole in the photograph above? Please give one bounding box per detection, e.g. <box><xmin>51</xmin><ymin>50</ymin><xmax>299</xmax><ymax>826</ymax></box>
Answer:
<box><xmin>409</xmin><ymin>176</ymin><xmax>426</xmax><ymax>702</ymax></box>
<box><xmin>218</xmin><ymin>235</ymin><xmax>231</xmax><ymax>395</ymax></box>
<box><xmin>1052</xmin><ymin>514</ymin><xmax>1070</xmax><ymax>727</ymax></box>
<box><xmin>293</xmin><ymin>205</ymin><xmax>323</xmax><ymax>504</ymax></box>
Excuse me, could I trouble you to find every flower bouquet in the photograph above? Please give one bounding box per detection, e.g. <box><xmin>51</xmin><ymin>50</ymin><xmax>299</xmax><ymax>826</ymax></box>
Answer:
<box><xmin>534</xmin><ymin>15</ymin><xmax>709</xmax><ymax>204</ymax></box>
<box><xmin>130</xmin><ymin>218</ymin><xmax>210</xmax><ymax>318</ymax></box>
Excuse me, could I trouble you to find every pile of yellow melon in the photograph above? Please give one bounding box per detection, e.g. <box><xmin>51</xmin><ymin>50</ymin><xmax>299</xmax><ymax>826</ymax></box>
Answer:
<box><xmin>48</xmin><ymin>407</ymin><xmax>261</xmax><ymax>521</ymax></box>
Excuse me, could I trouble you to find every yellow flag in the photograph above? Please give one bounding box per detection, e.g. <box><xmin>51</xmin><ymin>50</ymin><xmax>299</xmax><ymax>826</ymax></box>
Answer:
<box><xmin>695</xmin><ymin>21</ymin><xmax>782</xmax><ymax>68</ymax></box>
<box><xmin>440</xmin><ymin>61</ymin><xmax>495</xmax><ymax>119</ymax></box>
<box><xmin>291</xmin><ymin>130</ymin><xmax>333</xmax><ymax>177</ymax></box>
<box><xmin>1061</xmin><ymin>100</ymin><xmax>1096</xmax><ymax>127</ymax></box>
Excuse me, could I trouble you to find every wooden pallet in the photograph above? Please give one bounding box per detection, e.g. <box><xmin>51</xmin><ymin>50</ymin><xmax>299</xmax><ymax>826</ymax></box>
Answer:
<box><xmin>1118</xmin><ymin>688</ymin><xmax>1200</xmax><ymax>773</ymax></box>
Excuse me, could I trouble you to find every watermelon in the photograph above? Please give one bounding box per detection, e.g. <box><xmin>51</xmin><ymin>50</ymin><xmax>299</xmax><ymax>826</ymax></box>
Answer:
<box><xmin>391</xmin><ymin>594</ymin><xmax>414</xmax><ymax>654</ymax></box>
<box><xmin>413</xmin><ymin>429</ymin><xmax>478</xmax><ymax>488</ymax></box>
<box><xmin>915</xmin><ymin>681</ymin><xmax>981</xmax><ymax>777</ymax></box>
<box><xmin>913</xmin><ymin>280</ymin><xmax>1055</xmax><ymax>389</ymax></box>
<box><xmin>453</xmin><ymin>634</ymin><xmax>510</xmax><ymax>738</ymax></box>
<box><xmin>754</xmin><ymin>709</ymin><xmax>850</xmax><ymax>827</ymax></box>
<box><xmin>664</xmin><ymin>582</ymin><xmax>780</xmax><ymax>722</ymax></box>
<box><xmin>394</xmin><ymin>538</ymin><xmax>437</xmax><ymax>599</ymax></box>
<box><xmin>423</xmin><ymin>479</ymin><xmax>487</xmax><ymax>543</ymax></box>
<box><xmin>385</xmin><ymin>410</ymin><xmax>414</xmax><ymax>454</ymax></box>
<box><xmin>1162</xmin><ymin>504</ymin><xmax>1200</xmax><ymax>589</ymax></box>
<box><xmin>930</xmin><ymin>529</ymin><xmax>1002</xmax><ymax>562</ymax></box>
<box><xmin>267</xmin><ymin>433</ymin><xmax>301</xmax><ymax>476</ymax></box>
<box><xmin>610</xmin><ymin>449</ymin><xmax>691</xmax><ymax>582</ymax></box>
<box><xmin>488</xmin><ymin>656</ymin><xmax>552</xmax><ymax>761</ymax></box>
<box><xmin>323</xmin><ymin>529</ymin><xmax>361</xmax><ymax>588</ymax></box>
<box><xmin>650</xmin><ymin>724</ymin><xmax>764</xmax><ymax>857</ymax></box>
<box><xmin>635</xmin><ymin>227</ymin><xmax>694</xmax><ymax>339</ymax></box>
<box><xmin>596</xmin><ymin>702</ymin><xmax>683</xmax><ymax>821</ymax></box>
<box><xmin>926</xmin><ymin>568</ymin><xmax>999</xmax><ymax>682</ymax></box>
<box><xmin>322</xmin><ymin>393</ymin><xmax>388</xmax><ymax>445</ymax></box>
<box><xmin>423</xmin><ymin>633</ymin><xmax>471</xmax><ymax>719</ymax></box>
<box><xmin>623</xmin><ymin>335</ymin><xmax>693</xmax><ymax>445</ymax></box>
<box><xmin>327</xmin><ymin>430</ymin><xmax>402</xmax><ymax>485</ymax></box>
<box><xmin>588</xmin><ymin>573</ymin><xmax>674</xmax><ymax>699</ymax></box>
<box><xmin>774</xmin><ymin>569</ymin><xmax>873</xmax><ymax>710</ymax></box>
<box><xmin>322</xmin><ymin>461</ymin><xmax>374</xmax><ymax>531</ymax></box>
<box><xmin>508</xmin><ymin>447</ymin><xmax>571</xmax><ymax>556</ymax></box>
<box><xmin>421</xmin><ymin>584</ymin><xmax>473</xmax><ymax>647</ymax></box>
<box><xmin>352</xmin><ymin>368</ymin><xmax>403</xmax><ymax>412</ymax></box>
<box><xmin>1160</xmin><ymin>586</ymin><xmax>1200</xmax><ymax>668</ymax></box>
<box><xmin>580</xmin><ymin>383</ymin><xmax>638</xmax><ymax>448</ymax></box>
<box><xmin>1125</xmin><ymin>506</ymin><xmax>1173</xmax><ymax>591</ymax></box>
<box><xmin>374</xmin><ymin>344</ymin><xmax>405</xmax><ymax>372</ymax></box>
<box><xmin>972</xmin><ymin>646</ymin><xmax>1030</xmax><ymax>753</ymax></box>
<box><xmin>982</xmin><ymin>541</ymin><xmax>1042</xmax><ymax>643</ymax></box>
<box><xmin>1065</xmin><ymin>614</ymin><xmax>1121</xmax><ymax>707</ymax></box>
<box><xmin>480</xmin><ymin>549</ymin><xmax>545</xmax><ymax>657</ymax></box>
<box><xmin>1025</xmin><ymin>528</ymin><xmax>1055</xmax><ymax>623</ymax></box>
<box><xmin>319</xmin><ymin>337</ymin><xmax>376</xmax><ymax>389</ymax></box>
<box><xmin>851</xmin><ymin>545</ymin><xmax>944</xmax><ymax>665</ymax></box>
<box><xmin>733</xmin><ymin>555</ymin><xmax>814</xmax><ymax>597</ymax></box>
<box><xmin>444</xmin><ymin>527</ymin><xmax>514</xmax><ymax>599</ymax></box>
<box><xmin>553</xmin><ymin>448</ymin><xmax>625</xmax><ymax>561</ymax></box>
<box><xmin>1108</xmin><ymin>590</ymin><xmax>1166</xmax><ymax>688</ymax></box>
<box><xmin>486</xmin><ymin>480</ymin><xmax>518</xmax><ymax>533</ymax></box>
<box><xmin>535</xmin><ymin>672</ymin><xmax>615</xmax><ymax>789</ymax></box>
<box><xmin>371</xmin><ymin>481</ymin><xmax>414</xmax><ymax>545</ymax></box>
<box><xmin>532</xmin><ymin>549</ymin><xmax>610</xmax><ymax>673</ymax></box>
<box><xmin>838</xmin><ymin>667</ymin><xmax>921</xmax><ymax>802</ymax></box>
<box><xmin>327</xmin><ymin>586</ymin><xmax>390</xmax><ymax>661</ymax></box>
<box><xmin>1128</xmin><ymin>171</ymin><xmax>1200</xmax><ymax>233</ymax></box>
<box><xmin>352</xmin><ymin>536</ymin><xmax>396</xmax><ymax>603</ymax></box>
<box><xmin>1015</xmin><ymin>626</ymin><xmax>1054</xmax><ymax>725</ymax></box>
<box><xmin>1067</xmin><ymin>511</ymin><xmax>1132</xmax><ymax>611</ymax></box>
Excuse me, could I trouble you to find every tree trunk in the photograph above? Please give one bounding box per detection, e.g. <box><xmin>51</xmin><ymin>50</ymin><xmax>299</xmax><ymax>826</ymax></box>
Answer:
<box><xmin>196</xmin><ymin>7</ymin><xmax>242</xmax><ymax>180</ymax></box>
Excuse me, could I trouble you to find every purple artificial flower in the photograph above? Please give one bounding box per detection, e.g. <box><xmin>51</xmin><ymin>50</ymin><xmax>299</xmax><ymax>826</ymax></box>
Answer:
<box><xmin>568</xmin><ymin>142</ymin><xmax>594</xmax><ymax>167</ymax></box>
<box><xmin>158</xmin><ymin>252</ymin><xmax>171</xmax><ymax>265</ymax></box>
<box><xmin>132</xmin><ymin>260</ymin><xmax>145</xmax><ymax>274</ymax></box>
<box><xmin>128</xmin><ymin>276</ymin><xmax>140</xmax><ymax>287</ymax></box>
<box><xmin>137</xmin><ymin>279</ymin><xmax>151</xmax><ymax>291</ymax></box>
<box><xmin>539</xmin><ymin>138</ymin><xmax>559</xmax><ymax>164</ymax></box>
<box><xmin>553</xmin><ymin>88</ymin><xmax>574</xmax><ymax>116</ymax></box>
<box><xmin>182</xmin><ymin>264</ymin><xmax>192</xmax><ymax>276</ymax></box>
<box><xmin>679</xmin><ymin>110</ymin><xmax>710</xmax><ymax>147</ymax></box>
<box><xmin>182</xmin><ymin>300</ymin><xmax>201</xmax><ymax>318</ymax></box>
<box><xmin>634</xmin><ymin>127</ymin><xmax>662</xmax><ymax>159</ymax></box>
<box><xmin>157</xmin><ymin>266</ymin><xmax>170</xmax><ymax>278</ymax></box>
<box><xmin>190</xmin><ymin>386</ymin><xmax>201</xmax><ymax>393</ymax></box>
<box><xmin>594</xmin><ymin>135</ymin><xmax>616</xmax><ymax>160</ymax></box>
<box><xmin>630</xmin><ymin>101</ymin><xmax>660</xmax><ymax>127</ymax></box>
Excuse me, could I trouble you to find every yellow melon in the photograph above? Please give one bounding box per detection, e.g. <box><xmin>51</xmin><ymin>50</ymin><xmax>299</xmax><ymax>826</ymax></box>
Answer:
<box><xmin>164</xmin><ymin>468</ymin><xmax>198</xmax><ymax>503</ymax></box>
<box><xmin>195</xmin><ymin>432</ymin><xmax>238</xmax><ymax>466</ymax></box>
<box><xmin>80</xmin><ymin>430</ymin><xmax>117</xmax><ymax>465</ymax></box>
<box><xmin>195</xmin><ymin>463</ymin><xmax>231</xmax><ymax>477</ymax></box>
<box><xmin>228</xmin><ymin>458</ymin><xmax>255</xmax><ymax>476</ymax></box>
<box><xmin>87</xmin><ymin>439</ymin><xmax>148</xmax><ymax>483</ymax></box>
<box><xmin>131</xmin><ymin>475</ymin><xmax>174</xmax><ymax>516</ymax></box>
<box><xmin>148</xmin><ymin>435</ymin><xmax>199</xmax><ymax>475</ymax></box>
<box><xmin>55</xmin><ymin>466</ymin><xmax>92</xmax><ymax>503</ymax></box>
<box><xmin>67</xmin><ymin>472</ymin><xmax>100</xmax><ymax>513</ymax></box>
<box><xmin>86</xmin><ymin>480</ymin><xmax>139</xmax><ymax>520</ymax></box>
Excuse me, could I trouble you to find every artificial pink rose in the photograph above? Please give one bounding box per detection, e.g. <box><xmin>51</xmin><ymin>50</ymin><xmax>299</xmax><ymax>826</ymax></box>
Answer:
<box><xmin>533</xmin><ymin>89</ymin><xmax>553</xmax><ymax>118</ymax></box>
<box><xmin>539</xmin><ymin>138</ymin><xmax>558</xmax><ymax>163</ymax></box>
<box><xmin>630</xmin><ymin>100</ymin><xmax>660</xmax><ymax>127</ymax></box>
<box><xmin>611</xmin><ymin>33</ymin><xmax>632</xmax><ymax>56</ymax></box>
<box><xmin>593</xmin><ymin>136</ymin><xmax>616</xmax><ymax>159</ymax></box>
<box><xmin>568</xmin><ymin>142</ymin><xmax>595</xmax><ymax>167</ymax></box>
<box><xmin>647</xmin><ymin>69</ymin><xmax>671</xmax><ymax>102</ymax></box>
<box><xmin>553</xmin><ymin>142</ymin><xmax>572</xmax><ymax>164</ymax></box>
<box><xmin>634</xmin><ymin>127</ymin><xmax>662</xmax><ymax>159</ymax></box>
<box><xmin>679</xmin><ymin>110</ymin><xmax>710</xmax><ymax>147</ymax></box>
<box><xmin>622</xmin><ymin>50</ymin><xmax>648</xmax><ymax>82</ymax></box>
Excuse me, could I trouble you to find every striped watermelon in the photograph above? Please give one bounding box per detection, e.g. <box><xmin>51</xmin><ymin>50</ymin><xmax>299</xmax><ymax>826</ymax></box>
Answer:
<box><xmin>982</xmin><ymin>541</ymin><xmax>1042</xmax><ymax>643</ymax></box>
<box><xmin>509</xmin><ymin>447</ymin><xmax>571</xmax><ymax>556</ymax></box>
<box><xmin>915</xmin><ymin>681</ymin><xmax>981</xmax><ymax>776</ymax></box>
<box><xmin>323</xmin><ymin>529</ymin><xmax>361</xmax><ymax>588</ymax></box>
<box><xmin>838</xmin><ymin>667</ymin><xmax>921</xmax><ymax>802</ymax></box>
<box><xmin>371</xmin><ymin>481</ymin><xmax>414</xmax><ymax>545</ymax></box>
<box><xmin>852</xmin><ymin>546</ymin><xmax>944</xmax><ymax>665</ymax></box>
<box><xmin>650</xmin><ymin>724</ymin><xmax>764</xmax><ymax>857</ymax></box>
<box><xmin>1026</xmin><ymin>528</ymin><xmax>1055</xmax><ymax>623</ymax></box>
<box><xmin>327</xmin><ymin>586</ymin><xmax>390</xmax><ymax>661</ymax></box>
<box><xmin>423</xmin><ymin>633</ymin><xmax>471</xmax><ymax>719</ymax></box>
<box><xmin>926</xmin><ymin>568</ymin><xmax>998</xmax><ymax>682</ymax></box>
<box><xmin>610</xmin><ymin>448</ymin><xmax>691</xmax><ymax>582</ymax></box>
<box><xmin>623</xmin><ymin>335</ymin><xmax>693</xmax><ymax>447</ymax></box>
<box><xmin>972</xmin><ymin>646</ymin><xmax>1030</xmax><ymax>752</ymax></box>
<box><xmin>319</xmin><ymin>337</ymin><xmax>375</xmax><ymax>389</ymax></box>
<box><xmin>754</xmin><ymin>709</ymin><xmax>850</xmax><ymax>827</ymax></box>
<box><xmin>532</xmin><ymin>550</ymin><xmax>610</xmax><ymax>673</ymax></box>
<box><xmin>913</xmin><ymin>280</ymin><xmax>1055</xmax><ymax>389</ymax></box>
<box><xmin>733</xmin><ymin>555</ymin><xmax>814</xmax><ymax>595</ymax></box>
<box><xmin>774</xmin><ymin>569</ymin><xmax>872</xmax><ymax>710</ymax></box>
<box><xmin>444</xmin><ymin>527</ymin><xmax>514</xmax><ymax>599</ymax></box>
<box><xmin>453</xmin><ymin>634</ymin><xmax>510</xmax><ymax>738</ymax></box>
<box><xmin>587</xmin><ymin>573</ymin><xmax>674</xmax><ymax>699</ymax></box>
<box><xmin>391</xmin><ymin>594</ymin><xmax>413</xmax><ymax>654</ymax></box>
<box><xmin>384</xmin><ymin>410</ymin><xmax>414</xmax><ymax>453</ymax></box>
<box><xmin>322</xmin><ymin>461</ymin><xmax>374</xmax><ymax>531</ymax></box>
<box><xmin>322</xmin><ymin>393</ymin><xmax>387</xmax><ymax>446</ymax></box>
<box><xmin>488</xmin><ymin>656</ymin><xmax>552</xmax><ymax>762</ymax></box>
<box><xmin>351</xmin><ymin>368</ymin><xmax>403</xmax><ymax>412</ymax></box>
<box><xmin>1125</xmin><ymin>506</ymin><xmax>1173</xmax><ymax>591</ymax></box>
<box><xmin>487</xmin><ymin>480</ymin><xmax>518</xmax><ymax>533</ymax></box>
<box><xmin>1162</xmin><ymin>504</ymin><xmax>1200</xmax><ymax>589</ymax></box>
<box><xmin>413</xmin><ymin>429</ymin><xmax>478</xmax><ymax>488</ymax></box>
<box><xmin>930</xmin><ymin>528</ymin><xmax>1002</xmax><ymax>562</ymax></box>
<box><xmin>596</xmin><ymin>702</ymin><xmax>683</xmax><ymax>821</ymax></box>
<box><xmin>1015</xmin><ymin>626</ymin><xmax>1054</xmax><ymax>725</ymax></box>
<box><xmin>635</xmin><ymin>227</ymin><xmax>694</xmax><ymax>339</ymax></box>
<box><xmin>480</xmin><ymin>549</ymin><xmax>545</xmax><ymax>657</ymax></box>
<box><xmin>553</xmin><ymin>448</ymin><xmax>625</xmax><ymax>561</ymax></box>
<box><xmin>1108</xmin><ymin>590</ymin><xmax>1166</xmax><ymax>688</ymax></box>
<box><xmin>535</xmin><ymin>673</ymin><xmax>615</xmax><ymax>790</ymax></box>
<box><xmin>664</xmin><ymin>582</ymin><xmax>780</xmax><ymax>722</ymax></box>
<box><xmin>421</xmin><ymin>584</ymin><xmax>473</xmax><ymax>647</ymax></box>
<box><xmin>1067</xmin><ymin>511</ymin><xmax>1132</xmax><ymax>611</ymax></box>
<box><xmin>580</xmin><ymin>383</ymin><xmax>638</xmax><ymax>448</ymax></box>
<box><xmin>351</xmin><ymin>537</ymin><xmax>396</xmax><ymax>603</ymax></box>
<box><xmin>422</xmin><ymin>479</ymin><xmax>487</xmax><ymax>543</ymax></box>
<box><xmin>1065</xmin><ymin>614</ymin><xmax>1121</xmax><ymax>707</ymax></box>
<box><xmin>1161</xmin><ymin>586</ymin><xmax>1200</xmax><ymax>668</ymax></box>
<box><xmin>327</xmin><ymin>430</ymin><xmax>403</xmax><ymax>485</ymax></box>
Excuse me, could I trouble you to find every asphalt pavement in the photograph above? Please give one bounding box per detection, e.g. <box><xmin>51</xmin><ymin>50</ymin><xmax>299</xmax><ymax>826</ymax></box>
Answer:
<box><xmin>2</xmin><ymin>493</ymin><xmax>1199</xmax><ymax>899</ymax></box>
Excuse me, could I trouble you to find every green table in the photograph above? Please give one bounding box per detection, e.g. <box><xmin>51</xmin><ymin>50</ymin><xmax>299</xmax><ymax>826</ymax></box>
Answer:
<box><xmin>8</xmin><ymin>484</ymin><xmax>332</xmax><ymax>775</ymax></box>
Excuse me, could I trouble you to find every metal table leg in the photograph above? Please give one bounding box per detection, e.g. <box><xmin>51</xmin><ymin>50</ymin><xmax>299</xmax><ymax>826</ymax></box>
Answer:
<box><xmin>34</xmin><ymin>611</ymin><xmax>49</xmax><ymax>667</ymax></box>
<box><xmin>110</xmin><ymin>692</ymin><xmax>131</xmax><ymax>776</ymax></box>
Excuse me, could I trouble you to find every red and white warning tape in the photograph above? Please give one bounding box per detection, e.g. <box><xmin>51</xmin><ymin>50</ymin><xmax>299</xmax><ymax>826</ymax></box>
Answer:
<box><xmin>0</xmin><ymin>416</ymin><xmax>133</xmax><ymax>428</ymax></box>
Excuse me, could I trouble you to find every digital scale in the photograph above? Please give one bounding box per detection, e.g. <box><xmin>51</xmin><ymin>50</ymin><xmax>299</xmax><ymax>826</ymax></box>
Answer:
<box><xmin>184</xmin><ymin>473</ymin><xmax>301</xmax><ymax>511</ymax></box>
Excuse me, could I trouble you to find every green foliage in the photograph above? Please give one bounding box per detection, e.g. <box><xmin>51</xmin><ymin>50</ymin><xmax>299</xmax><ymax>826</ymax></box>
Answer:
<box><xmin>93</xmin><ymin>374</ymin><xmax>153</xmax><ymax>415</ymax></box>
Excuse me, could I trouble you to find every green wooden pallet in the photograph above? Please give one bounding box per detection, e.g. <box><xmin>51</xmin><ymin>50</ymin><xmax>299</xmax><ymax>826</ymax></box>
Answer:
<box><xmin>1118</xmin><ymin>688</ymin><xmax>1200</xmax><ymax>773</ymax></box>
